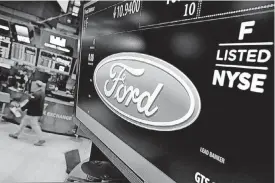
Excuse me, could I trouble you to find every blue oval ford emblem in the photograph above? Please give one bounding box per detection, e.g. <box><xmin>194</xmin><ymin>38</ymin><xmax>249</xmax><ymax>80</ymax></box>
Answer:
<box><xmin>93</xmin><ymin>52</ymin><xmax>201</xmax><ymax>131</ymax></box>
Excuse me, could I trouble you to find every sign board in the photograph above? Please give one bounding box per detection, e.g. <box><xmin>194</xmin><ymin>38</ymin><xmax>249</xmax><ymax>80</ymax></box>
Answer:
<box><xmin>50</xmin><ymin>35</ymin><xmax>67</xmax><ymax>47</ymax></box>
<box><xmin>40</xmin><ymin>29</ymin><xmax>77</xmax><ymax>57</ymax></box>
<box><xmin>77</xmin><ymin>1</ymin><xmax>274</xmax><ymax>183</ymax></box>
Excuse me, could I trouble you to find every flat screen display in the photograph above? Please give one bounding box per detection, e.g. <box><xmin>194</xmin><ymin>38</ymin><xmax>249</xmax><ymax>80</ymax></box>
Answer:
<box><xmin>77</xmin><ymin>1</ymin><xmax>274</xmax><ymax>183</ymax></box>
<box><xmin>0</xmin><ymin>18</ymin><xmax>10</xmax><ymax>37</ymax></box>
<box><xmin>15</xmin><ymin>24</ymin><xmax>30</xmax><ymax>43</ymax></box>
<box><xmin>0</xmin><ymin>42</ymin><xmax>9</xmax><ymax>48</ymax></box>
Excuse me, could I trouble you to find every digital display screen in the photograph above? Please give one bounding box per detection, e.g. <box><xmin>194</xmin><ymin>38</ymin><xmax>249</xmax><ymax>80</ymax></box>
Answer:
<box><xmin>14</xmin><ymin>24</ymin><xmax>30</xmax><ymax>43</ymax></box>
<box><xmin>0</xmin><ymin>41</ymin><xmax>9</xmax><ymax>48</ymax></box>
<box><xmin>0</xmin><ymin>18</ymin><xmax>10</xmax><ymax>37</ymax></box>
<box><xmin>59</xmin><ymin>65</ymin><xmax>65</xmax><ymax>72</ymax></box>
<box><xmin>15</xmin><ymin>24</ymin><xmax>29</xmax><ymax>37</ymax></box>
<box><xmin>78</xmin><ymin>1</ymin><xmax>274</xmax><ymax>183</ymax></box>
<box><xmin>38</xmin><ymin>50</ymin><xmax>72</xmax><ymax>74</ymax></box>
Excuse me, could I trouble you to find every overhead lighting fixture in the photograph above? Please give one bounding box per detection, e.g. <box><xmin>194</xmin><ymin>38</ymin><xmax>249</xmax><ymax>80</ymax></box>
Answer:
<box><xmin>0</xmin><ymin>25</ymin><xmax>9</xmax><ymax>31</ymax></box>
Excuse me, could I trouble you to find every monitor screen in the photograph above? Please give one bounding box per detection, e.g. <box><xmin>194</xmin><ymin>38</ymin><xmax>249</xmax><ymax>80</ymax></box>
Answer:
<box><xmin>15</xmin><ymin>24</ymin><xmax>30</xmax><ymax>43</ymax></box>
<box><xmin>0</xmin><ymin>19</ymin><xmax>10</xmax><ymax>37</ymax></box>
<box><xmin>77</xmin><ymin>1</ymin><xmax>274</xmax><ymax>183</ymax></box>
<box><xmin>59</xmin><ymin>66</ymin><xmax>65</xmax><ymax>72</ymax></box>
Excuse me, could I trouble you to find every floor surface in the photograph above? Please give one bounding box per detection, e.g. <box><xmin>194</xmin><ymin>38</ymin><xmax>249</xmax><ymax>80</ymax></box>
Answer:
<box><xmin>0</xmin><ymin>122</ymin><xmax>92</xmax><ymax>182</ymax></box>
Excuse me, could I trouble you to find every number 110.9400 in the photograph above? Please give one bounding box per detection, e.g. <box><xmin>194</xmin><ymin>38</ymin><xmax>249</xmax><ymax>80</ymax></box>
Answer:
<box><xmin>113</xmin><ymin>0</ymin><xmax>141</xmax><ymax>19</ymax></box>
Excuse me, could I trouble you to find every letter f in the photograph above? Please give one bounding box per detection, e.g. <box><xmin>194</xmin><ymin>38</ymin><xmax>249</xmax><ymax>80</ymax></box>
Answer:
<box><xmin>239</xmin><ymin>21</ymin><xmax>255</xmax><ymax>40</ymax></box>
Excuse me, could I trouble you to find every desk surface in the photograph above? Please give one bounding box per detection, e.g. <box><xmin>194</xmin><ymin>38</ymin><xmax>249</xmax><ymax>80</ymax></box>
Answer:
<box><xmin>0</xmin><ymin>91</ymin><xmax>10</xmax><ymax>103</ymax></box>
<box><xmin>45</xmin><ymin>97</ymin><xmax>74</xmax><ymax>106</ymax></box>
<box><xmin>8</xmin><ymin>87</ymin><xmax>19</xmax><ymax>92</ymax></box>
<box><xmin>51</xmin><ymin>90</ymin><xmax>74</xmax><ymax>99</ymax></box>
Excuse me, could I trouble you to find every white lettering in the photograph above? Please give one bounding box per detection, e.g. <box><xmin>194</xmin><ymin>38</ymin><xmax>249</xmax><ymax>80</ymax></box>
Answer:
<box><xmin>216</xmin><ymin>50</ymin><xmax>223</xmax><ymax>61</ymax></box>
<box><xmin>195</xmin><ymin>172</ymin><xmax>210</xmax><ymax>183</ymax></box>
<box><xmin>88</xmin><ymin>53</ymin><xmax>94</xmax><ymax>62</ymax></box>
<box><xmin>239</xmin><ymin>21</ymin><xmax>255</xmax><ymax>40</ymax></box>
<box><xmin>209</xmin><ymin>152</ymin><xmax>225</xmax><ymax>164</ymax></box>
<box><xmin>212</xmin><ymin>70</ymin><xmax>225</xmax><ymax>86</ymax></box>
<box><xmin>45</xmin><ymin>43</ymin><xmax>57</xmax><ymax>49</ymax></box>
<box><xmin>17</xmin><ymin>35</ymin><xmax>30</xmax><ymax>43</ymax></box>
<box><xmin>85</xmin><ymin>6</ymin><xmax>95</xmax><ymax>14</ymax></box>
<box><xmin>50</xmin><ymin>35</ymin><xmax>66</xmax><ymax>47</ymax></box>
<box><xmin>247</xmin><ymin>49</ymin><xmax>257</xmax><ymax>62</ymax></box>
<box><xmin>213</xmin><ymin>70</ymin><xmax>266</xmax><ymax>93</ymax></box>
<box><xmin>200</xmin><ymin>147</ymin><xmax>209</xmax><ymax>156</ymax></box>
<box><xmin>251</xmin><ymin>74</ymin><xmax>266</xmax><ymax>93</ymax></box>
<box><xmin>215</xmin><ymin>49</ymin><xmax>271</xmax><ymax>63</ymax></box>
<box><xmin>57</xmin><ymin>46</ymin><xmax>70</xmax><ymax>53</ymax></box>
<box><xmin>45</xmin><ymin>112</ymin><xmax>72</xmax><ymax>121</ymax></box>
<box><xmin>238</xmin><ymin>49</ymin><xmax>247</xmax><ymax>61</ymax></box>
<box><xmin>237</xmin><ymin>72</ymin><xmax>251</xmax><ymax>91</ymax></box>
<box><xmin>228</xmin><ymin>49</ymin><xmax>237</xmax><ymax>61</ymax></box>
<box><xmin>258</xmin><ymin>49</ymin><xmax>271</xmax><ymax>63</ymax></box>
<box><xmin>104</xmin><ymin>63</ymin><xmax>164</xmax><ymax>117</ymax></box>
<box><xmin>227</xmin><ymin>71</ymin><xmax>240</xmax><ymax>88</ymax></box>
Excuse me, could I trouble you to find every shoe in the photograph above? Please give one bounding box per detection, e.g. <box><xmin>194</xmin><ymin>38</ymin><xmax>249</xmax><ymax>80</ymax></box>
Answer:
<box><xmin>9</xmin><ymin>134</ymin><xmax>18</xmax><ymax>139</ymax></box>
<box><xmin>34</xmin><ymin>140</ymin><xmax>46</xmax><ymax>146</ymax></box>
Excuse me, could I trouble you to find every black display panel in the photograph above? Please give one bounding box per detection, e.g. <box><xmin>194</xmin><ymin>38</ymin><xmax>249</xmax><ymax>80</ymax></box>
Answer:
<box><xmin>78</xmin><ymin>1</ymin><xmax>274</xmax><ymax>183</ymax></box>
<box><xmin>0</xmin><ymin>18</ymin><xmax>10</xmax><ymax>37</ymax></box>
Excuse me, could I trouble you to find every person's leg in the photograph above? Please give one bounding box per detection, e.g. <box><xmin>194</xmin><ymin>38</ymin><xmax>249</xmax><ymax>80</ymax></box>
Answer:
<box><xmin>9</xmin><ymin>115</ymin><xmax>29</xmax><ymax>139</ymax></box>
<box><xmin>29</xmin><ymin>116</ymin><xmax>45</xmax><ymax>146</ymax></box>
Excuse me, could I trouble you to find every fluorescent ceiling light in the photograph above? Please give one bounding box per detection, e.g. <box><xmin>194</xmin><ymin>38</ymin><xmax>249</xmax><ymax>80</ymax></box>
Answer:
<box><xmin>0</xmin><ymin>25</ymin><xmax>9</xmax><ymax>31</ymax></box>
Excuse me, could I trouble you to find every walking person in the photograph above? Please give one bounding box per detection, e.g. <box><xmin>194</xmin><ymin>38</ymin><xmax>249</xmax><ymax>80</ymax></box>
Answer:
<box><xmin>9</xmin><ymin>80</ymin><xmax>46</xmax><ymax>146</ymax></box>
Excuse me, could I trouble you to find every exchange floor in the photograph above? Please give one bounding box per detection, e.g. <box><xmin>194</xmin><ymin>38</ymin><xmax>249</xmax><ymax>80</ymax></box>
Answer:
<box><xmin>0</xmin><ymin>122</ymin><xmax>91</xmax><ymax>182</ymax></box>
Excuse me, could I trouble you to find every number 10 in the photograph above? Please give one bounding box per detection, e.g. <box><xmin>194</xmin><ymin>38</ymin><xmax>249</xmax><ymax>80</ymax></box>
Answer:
<box><xmin>183</xmin><ymin>2</ymin><xmax>196</xmax><ymax>16</ymax></box>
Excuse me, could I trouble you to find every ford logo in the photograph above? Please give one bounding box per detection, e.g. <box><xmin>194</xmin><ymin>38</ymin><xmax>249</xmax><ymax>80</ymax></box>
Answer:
<box><xmin>93</xmin><ymin>52</ymin><xmax>201</xmax><ymax>131</ymax></box>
